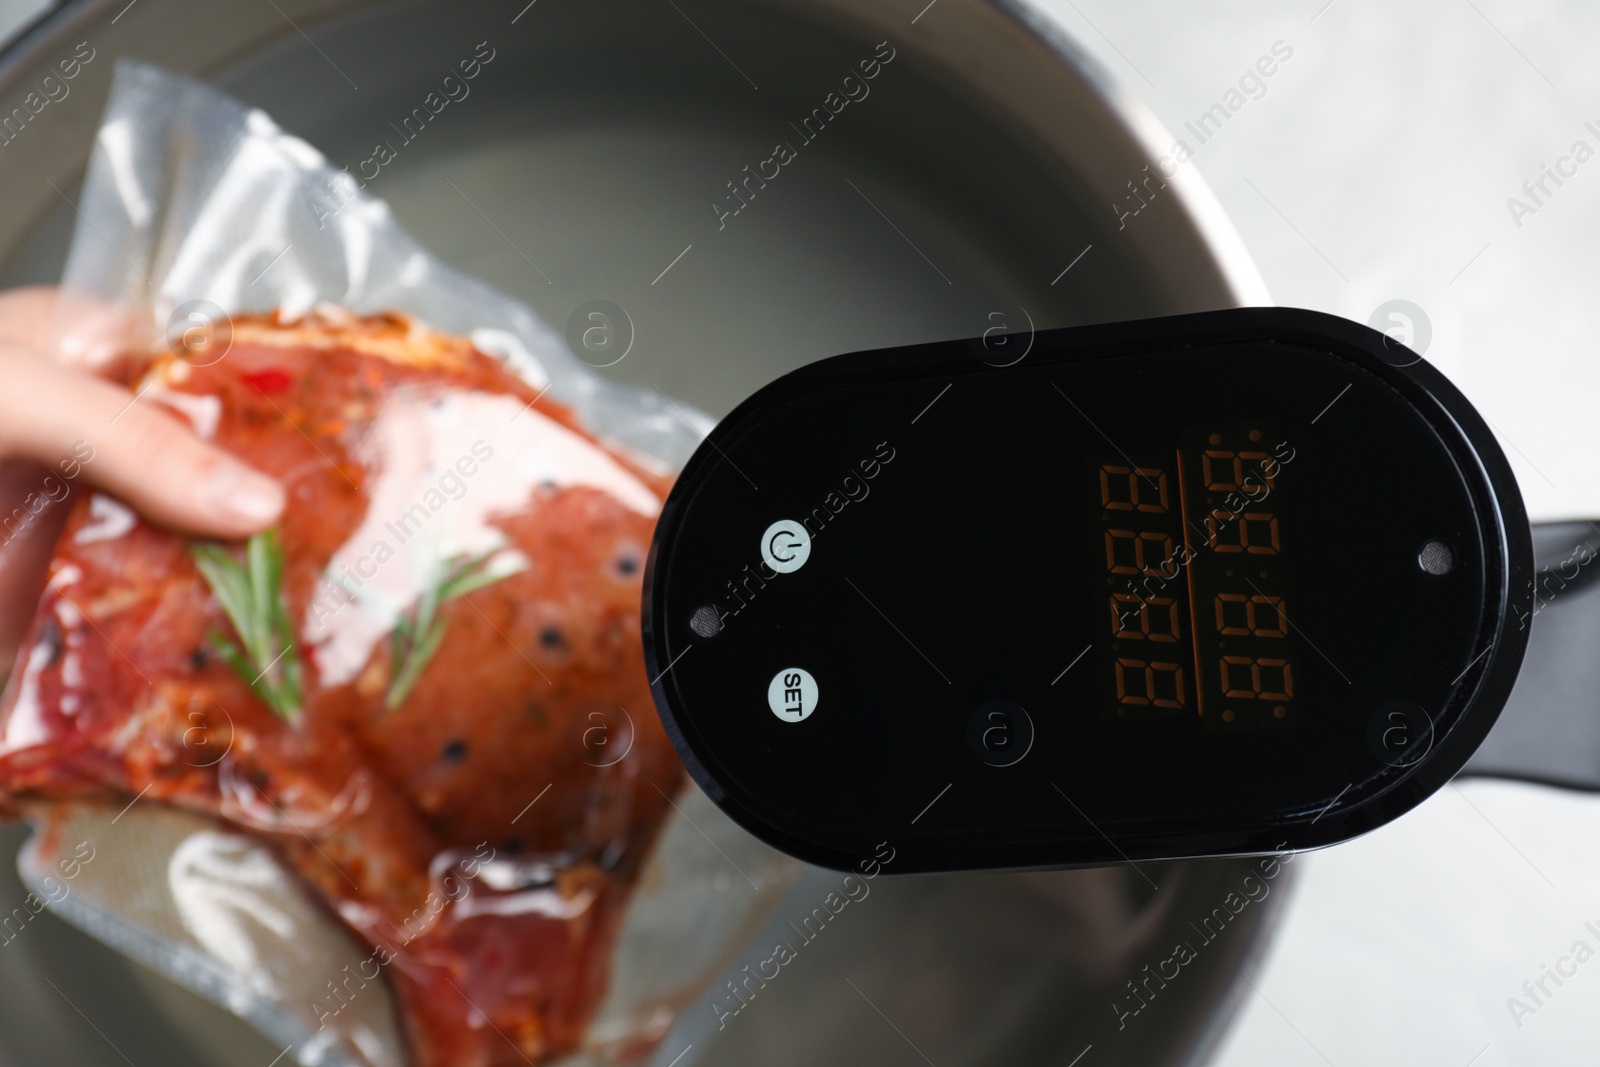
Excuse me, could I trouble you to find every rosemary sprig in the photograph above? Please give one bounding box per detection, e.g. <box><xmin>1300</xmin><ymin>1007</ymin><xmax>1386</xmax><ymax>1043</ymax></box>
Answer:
<box><xmin>386</xmin><ymin>548</ymin><xmax>525</xmax><ymax>710</ymax></box>
<box><xmin>190</xmin><ymin>529</ymin><xmax>303</xmax><ymax>721</ymax></box>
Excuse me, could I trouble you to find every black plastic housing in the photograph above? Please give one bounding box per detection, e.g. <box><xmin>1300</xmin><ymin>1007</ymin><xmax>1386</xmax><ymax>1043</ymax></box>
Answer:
<box><xmin>643</xmin><ymin>308</ymin><xmax>1534</xmax><ymax>873</ymax></box>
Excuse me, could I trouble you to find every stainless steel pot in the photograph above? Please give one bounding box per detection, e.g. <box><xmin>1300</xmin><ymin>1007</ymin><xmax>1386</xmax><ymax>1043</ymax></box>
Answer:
<box><xmin>0</xmin><ymin>1</ymin><xmax>1278</xmax><ymax>1064</ymax></box>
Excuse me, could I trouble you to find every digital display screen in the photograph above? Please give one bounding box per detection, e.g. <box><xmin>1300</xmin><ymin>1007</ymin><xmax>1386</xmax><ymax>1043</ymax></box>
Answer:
<box><xmin>1091</xmin><ymin>426</ymin><xmax>1302</xmax><ymax>729</ymax></box>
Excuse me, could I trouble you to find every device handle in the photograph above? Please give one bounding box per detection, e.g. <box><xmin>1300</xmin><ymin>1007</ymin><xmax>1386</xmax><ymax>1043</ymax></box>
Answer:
<box><xmin>1461</xmin><ymin>520</ymin><xmax>1600</xmax><ymax>790</ymax></box>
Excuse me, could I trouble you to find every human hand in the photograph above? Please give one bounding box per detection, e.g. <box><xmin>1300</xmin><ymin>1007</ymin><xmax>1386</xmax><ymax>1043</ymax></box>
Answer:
<box><xmin>0</xmin><ymin>286</ymin><xmax>284</xmax><ymax>678</ymax></box>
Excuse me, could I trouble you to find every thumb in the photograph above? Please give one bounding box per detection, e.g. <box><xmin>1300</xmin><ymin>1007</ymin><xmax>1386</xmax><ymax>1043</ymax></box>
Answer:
<box><xmin>0</xmin><ymin>344</ymin><xmax>283</xmax><ymax>539</ymax></box>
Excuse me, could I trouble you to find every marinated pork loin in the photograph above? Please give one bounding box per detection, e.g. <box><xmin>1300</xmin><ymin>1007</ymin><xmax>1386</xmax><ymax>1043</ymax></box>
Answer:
<box><xmin>0</xmin><ymin>310</ymin><xmax>685</xmax><ymax>1066</ymax></box>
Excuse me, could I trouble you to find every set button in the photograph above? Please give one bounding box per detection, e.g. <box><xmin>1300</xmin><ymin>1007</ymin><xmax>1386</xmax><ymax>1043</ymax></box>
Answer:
<box><xmin>768</xmin><ymin>668</ymin><xmax>818</xmax><ymax>722</ymax></box>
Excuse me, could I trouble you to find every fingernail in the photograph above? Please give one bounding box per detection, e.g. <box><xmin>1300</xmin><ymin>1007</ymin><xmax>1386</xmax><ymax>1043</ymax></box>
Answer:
<box><xmin>203</xmin><ymin>461</ymin><xmax>284</xmax><ymax>527</ymax></box>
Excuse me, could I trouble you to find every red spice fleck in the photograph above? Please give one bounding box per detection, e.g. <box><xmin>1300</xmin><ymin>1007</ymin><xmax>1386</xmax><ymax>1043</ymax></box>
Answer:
<box><xmin>242</xmin><ymin>367</ymin><xmax>293</xmax><ymax>395</ymax></box>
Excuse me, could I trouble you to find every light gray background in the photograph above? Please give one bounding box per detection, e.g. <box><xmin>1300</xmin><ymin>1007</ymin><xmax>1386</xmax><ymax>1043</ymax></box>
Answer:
<box><xmin>1023</xmin><ymin>3</ymin><xmax>1600</xmax><ymax>1065</ymax></box>
<box><xmin>3</xmin><ymin>1</ymin><xmax>1596</xmax><ymax>1064</ymax></box>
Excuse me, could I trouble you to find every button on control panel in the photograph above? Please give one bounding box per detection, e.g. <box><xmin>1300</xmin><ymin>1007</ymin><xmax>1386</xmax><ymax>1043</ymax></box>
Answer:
<box><xmin>760</xmin><ymin>520</ymin><xmax>812</xmax><ymax>574</ymax></box>
<box><xmin>768</xmin><ymin>668</ymin><xmax>818</xmax><ymax>722</ymax></box>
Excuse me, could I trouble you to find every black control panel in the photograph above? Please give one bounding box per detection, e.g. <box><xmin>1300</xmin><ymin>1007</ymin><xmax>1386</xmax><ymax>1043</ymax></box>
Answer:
<box><xmin>643</xmin><ymin>308</ymin><xmax>1533</xmax><ymax>873</ymax></box>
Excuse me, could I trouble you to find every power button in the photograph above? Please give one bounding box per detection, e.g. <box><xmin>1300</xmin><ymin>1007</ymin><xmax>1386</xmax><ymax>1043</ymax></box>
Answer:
<box><xmin>760</xmin><ymin>520</ymin><xmax>812</xmax><ymax>574</ymax></box>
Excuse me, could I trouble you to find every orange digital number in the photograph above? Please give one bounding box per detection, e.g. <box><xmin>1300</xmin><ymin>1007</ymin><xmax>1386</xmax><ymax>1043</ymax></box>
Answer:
<box><xmin>1206</xmin><ymin>511</ymin><xmax>1281</xmax><ymax>555</ymax></box>
<box><xmin>1110</xmin><ymin>594</ymin><xmax>1181</xmax><ymax>642</ymax></box>
<box><xmin>1106</xmin><ymin>529</ymin><xmax>1178</xmax><ymax>576</ymax></box>
<box><xmin>1203</xmin><ymin>450</ymin><xmax>1274</xmax><ymax>494</ymax></box>
<box><xmin>1219</xmin><ymin>656</ymin><xmax>1294</xmax><ymax>700</ymax></box>
<box><xmin>1100</xmin><ymin>465</ymin><xmax>1169</xmax><ymax>513</ymax></box>
<box><xmin>1115</xmin><ymin>658</ymin><xmax>1186</xmax><ymax>708</ymax></box>
<box><xmin>1214</xmin><ymin>594</ymin><xmax>1288</xmax><ymax>637</ymax></box>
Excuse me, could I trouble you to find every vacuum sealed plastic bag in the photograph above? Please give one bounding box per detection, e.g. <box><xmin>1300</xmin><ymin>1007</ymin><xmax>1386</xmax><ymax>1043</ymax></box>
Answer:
<box><xmin>53</xmin><ymin>61</ymin><xmax>708</xmax><ymax>468</ymax></box>
<box><xmin>1</xmin><ymin>61</ymin><xmax>796</xmax><ymax>1067</ymax></box>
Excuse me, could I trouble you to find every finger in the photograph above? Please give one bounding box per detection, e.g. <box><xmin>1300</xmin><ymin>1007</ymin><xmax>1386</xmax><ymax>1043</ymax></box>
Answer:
<box><xmin>0</xmin><ymin>287</ymin><xmax>56</xmax><ymax>351</ymax></box>
<box><xmin>0</xmin><ymin>460</ymin><xmax>76</xmax><ymax>678</ymax></box>
<box><xmin>0</xmin><ymin>344</ymin><xmax>283</xmax><ymax>538</ymax></box>
<box><xmin>0</xmin><ymin>286</ymin><xmax>142</xmax><ymax>371</ymax></box>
